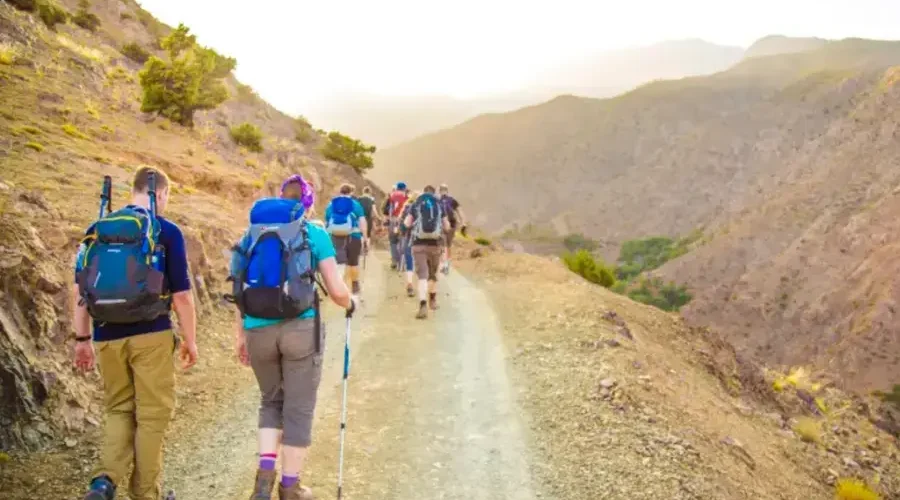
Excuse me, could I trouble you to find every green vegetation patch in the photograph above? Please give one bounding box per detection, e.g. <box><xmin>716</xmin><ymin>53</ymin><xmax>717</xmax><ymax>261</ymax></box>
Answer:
<box><xmin>24</xmin><ymin>141</ymin><xmax>44</xmax><ymax>152</ymax></box>
<box><xmin>121</xmin><ymin>42</ymin><xmax>150</xmax><ymax>64</ymax></box>
<box><xmin>229</xmin><ymin>122</ymin><xmax>264</xmax><ymax>152</ymax></box>
<box><xmin>37</xmin><ymin>1</ymin><xmax>69</xmax><ymax>30</ymax></box>
<box><xmin>62</xmin><ymin>123</ymin><xmax>88</xmax><ymax>139</ymax></box>
<box><xmin>562</xmin><ymin>250</ymin><xmax>616</xmax><ymax>288</ymax></box>
<box><xmin>320</xmin><ymin>131</ymin><xmax>376</xmax><ymax>173</ymax></box>
<box><xmin>72</xmin><ymin>8</ymin><xmax>100</xmax><ymax>32</ymax></box>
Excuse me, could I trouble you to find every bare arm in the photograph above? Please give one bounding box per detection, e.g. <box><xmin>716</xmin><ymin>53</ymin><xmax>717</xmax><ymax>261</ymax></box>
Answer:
<box><xmin>171</xmin><ymin>290</ymin><xmax>197</xmax><ymax>344</ymax></box>
<box><xmin>319</xmin><ymin>257</ymin><xmax>351</xmax><ymax>309</ymax></box>
<box><xmin>456</xmin><ymin>208</ymin><xmax>467</xmax><ymax>227</ymax></box>
<box><xmin>403</xmin><ymin>213</ymin><xmax>413</xmax><ymax>228</ymax></box>
<box><xmin>442</xmin><ymin>216</ymin><xmax>451</xmax><ymax>232</ymax></box>
<box><xmin>359</xmin><ymin>216</ymin><xmax>368</xmax><ymax>240</ymax></box>
<box><xmin>72</xmin><ymin>284</ymin><xmax>91</xmax><ymax>338</ymax></box>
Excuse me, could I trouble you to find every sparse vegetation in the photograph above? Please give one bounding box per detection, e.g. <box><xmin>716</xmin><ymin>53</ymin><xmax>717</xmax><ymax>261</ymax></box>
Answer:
<box><xmin>874</xmin><ymin>384</ymin><xmax>900</xmax><ymax>409</ymax></box>
<box><xmin>84</xmin><ymin>101</ymin><xmax>100</xmax><ymax>119</ymax></box>
<box><xmin>62</xmin><ymin>123</ymin><xmax>88</xmax><ymax>139</ymax></box>
<box><xmin>37</xmin><ymin>1</ymin><xmax>69</xmax><ymax>30</ymax></box>
<box><xmin>294</xmin><ymin>115</ymin><xmax>314</xmax><ymax>143</ymax></box>
<box><xmin>6</xmin><ymin>0</ymin><xmax>37</xmax><ymax>11</ymax></box>
<box><xmin>139</xmin><ymin>24</ymin><xmax>236</xmax><ymax>127</ymax></box>
<box><xmin>0</xmin><ymin>42</ymin><xmax>17</xmax><ymax>65</ymax></box>
<box><xmin>616</xmin><ymin>232</ymin><xmax>701</xmax><ymax>281</ymax></box>
<box><xmin>24</xmin><ymin>141</ymin><xmax>44</xmax><ymax>152</ymax></box>
<box><xmin>229</xmin><ymin>122</ymin><xmax>263</xmax><ymax>152</ymax></box>
<box><xmin>835</xmin><ymin>478</ymin><xmax>880</xmax><ymax>500</ymax></box>
<box><xmin>562</xmin><ymin>233</ymin><xmax>598</xmax><ymax>252</ymax></box>
<box><xmin>793</xmin><ymin>417</ymin><xmax>822</xmax><ymax>444</ymax></box>
<box><xmin>235</xmin><ymin>82</ymin><xmax>259</xmax><ymax>103</ymax></box>
<box><xmin>624</xmin><ymin>277</ymin><xmax>693</xmax><ymax>312</ymax></box>
<box><xmin>320</xmin><ymin>131</ymin><xmax>376</xmax><ymax>173</ymax></box>
<box><xmin>121</xmin><ymin>42</ymin><xmax>150</xmax><ymax>64</ymax></box>
<box><xmin>562</xmin><ymin>250</ymin><xmax>616</xmax><ymax>288</ymax></box>
<box><xmin>56</xmin><ymin>34</ymin><xmax>104</xmax><ymax>62</ymax></box>
<box><xmin>474</xmin><ymin>237</ymin><xmax>492</xmax><ymax>246</ymax></box>
<box><xmin>72</xmin><ymin>8</ymin><xmax>100</xmax><ymax>32</ymax></box>
<box><xmin>16</xmin><ymin>125</ymin><xmax>42</xmax><ymax>135</ymax></box>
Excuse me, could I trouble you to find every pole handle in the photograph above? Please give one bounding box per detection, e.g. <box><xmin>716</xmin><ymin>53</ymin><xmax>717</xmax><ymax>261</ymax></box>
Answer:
<box><xmin>147</xmin><ymin>171</ymin><xmax>157</xmax><ymax>217</ymax></box>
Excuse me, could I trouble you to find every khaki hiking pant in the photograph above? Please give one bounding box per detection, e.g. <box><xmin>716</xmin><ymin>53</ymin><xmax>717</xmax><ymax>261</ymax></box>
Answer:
<box><xmin>413</xmin><ymin>244</ymin><xmax>442</xmax><ymax>281</ymax></box>
<box><xmin>246</xmin><ymin>318</ymin><xmax>325</xmax><ymax>447</ymax></box>
<box><xmin>94</xmin><ymin>330</ymin><xmax>176</xmax><ymax>500</ymax></box>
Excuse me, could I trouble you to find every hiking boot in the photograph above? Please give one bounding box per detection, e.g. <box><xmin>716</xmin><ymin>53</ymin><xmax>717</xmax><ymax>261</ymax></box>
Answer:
<box><xmin>406</xmin><ymin>284</ymin><xmax>415</xmax><ymax>297</ymax></box>
<box><xmin>249</xmin><ymin>469</ymin><xmax>277</xmax><ymax>499</ymax></box>
<box><xmin>429</xmin><ymin>294</ymin><xmax>439</xmax><ymax>310</ymax></box>
<box><xmin>390</xmin><ymin>262</ymin><xmax>398</xmax><ymax>271</ymax></box>
<box><xmin>416</xmin><ymin>301</ymin><xmax>428</xmax><ymax>319</ymax></box>
<box><xmin>82</xmin><ymin>476</ymin><xmax>115</xmax><ymax>500</ymax></box>
<box><xmin>279</xmin><ymin>483</ymin><xmax>314</xmax><ymax>500</ymax></box>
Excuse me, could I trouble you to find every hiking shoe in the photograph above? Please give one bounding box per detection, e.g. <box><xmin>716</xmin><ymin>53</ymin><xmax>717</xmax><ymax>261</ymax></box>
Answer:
<box><xmin>249</xmin><ymin>469</ymin><xmax>277</xmax><ymax>499</ymax></box>
<box><xmin>83</xmin><ymin>476</ymin><xmax>115</xmax><ymax>500</ymax></box>
<box><xmin>390</xmin><ymin>262</ymin><xmax>398</xmax><ymax>271</ymax></box>
<box><xmin>416</xmin><ymin>301</ymin><xmax>428</xmax><ymax>319</ymax></box>
<box><xmin>441</xmin><ymin>262</ymin><xmax>450</xmax><ymax>275</ymax></box>
<box><xmin>406</xmin><ymin>284</ymin><xmax>415</xmax><ymax>297</ymax></box>
<box><xmin>278</xmin><ymin>483</ymin><xmax>314</xmax><ymax>500</ymax></box>
<box><xmin>429</xmin><ymin>297</ymin><xmax>439</xmax><ymax>310</ymax></box>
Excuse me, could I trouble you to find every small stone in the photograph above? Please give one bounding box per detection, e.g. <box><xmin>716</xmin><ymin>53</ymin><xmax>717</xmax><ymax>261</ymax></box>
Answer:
<box><xmin>842</xmin><ymin>457</ymin><xmax>860</xmax><ymax>469</ymax></box>
<box><xmin>600</xmin><ymin>378</ymin><xmax>617</xmax><ymax>389</ymax></box>
<box><xmin>65</xmin><ymin>438</ymin><xmax>78</xmax><ymax>448</ymax></box>
<box><xmin>604</xmin><ymin>338</ymin><xmax>621</xmax><ymax>348</ymax></box>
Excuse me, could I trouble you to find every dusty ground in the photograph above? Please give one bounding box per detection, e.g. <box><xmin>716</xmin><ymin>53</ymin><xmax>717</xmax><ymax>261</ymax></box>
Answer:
<box><xmin>2</xmin><ymin>250</ymin><xmax>898</xmax><ymax>499</ymax></box>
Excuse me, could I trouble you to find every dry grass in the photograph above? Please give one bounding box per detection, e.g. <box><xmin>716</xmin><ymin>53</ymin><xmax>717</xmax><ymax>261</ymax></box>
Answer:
<box><xmin>0</xmin><ymin>42</ymin><xmax>17</xmax><ymax>65</ymax></box>
<box><xmin>62</xmin><ymin>123</ymin><xmax>88</xmax><ymax>139</ymax></box>
<box><xmin>835</xmin><ymin>479</ymin><xmax>881</xmax><ymax>500</ymax></box>
<box><xmin>24</xmin><ymin>141</ymin><xmax>45</xmax><ymax>152</ymax></box>
<box><xmin>793</xmin><ymin>417</ymin><xmax>823</xmax><ymax>444</ymax></box>
<box><xmin>56</xmin><ymin>35</ymin><xmax>105</xmax><ymax>63</ymax></box>
<box><xmin>84</xmin><ymin>101</ymin><xmax>100</xmax><ymax>120</ymax></box>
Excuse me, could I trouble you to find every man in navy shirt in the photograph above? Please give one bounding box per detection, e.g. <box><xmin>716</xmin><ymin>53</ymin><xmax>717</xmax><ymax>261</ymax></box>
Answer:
<box><xmin>73</xmin><ymin>166</ymin><xmax>197</xmax><ymax>500</ymax></box>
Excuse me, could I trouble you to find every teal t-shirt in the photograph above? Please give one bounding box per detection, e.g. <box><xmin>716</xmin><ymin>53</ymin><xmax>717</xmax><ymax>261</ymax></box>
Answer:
<box><xmin>325</xmin><ymin>197</ymin><xmax>366</xmax><ymax>239</ymax></box>
<box><xmin>242</xmin><ymin>222</ymin><xmax>336</xmax><ymax>330</ymax></box>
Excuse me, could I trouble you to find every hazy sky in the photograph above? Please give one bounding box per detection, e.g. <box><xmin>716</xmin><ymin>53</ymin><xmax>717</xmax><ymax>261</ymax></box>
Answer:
<box><xmin>140</xmin><ymin>0</ymin><xmax>900</xmax><ymax>113</ymax></box>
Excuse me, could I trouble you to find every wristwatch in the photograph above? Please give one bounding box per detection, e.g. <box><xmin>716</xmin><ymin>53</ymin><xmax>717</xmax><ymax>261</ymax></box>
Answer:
<box><xmin>74</xmin><ymin>335</ymin><xmax>92</xmax><ymax>342</ymax></box>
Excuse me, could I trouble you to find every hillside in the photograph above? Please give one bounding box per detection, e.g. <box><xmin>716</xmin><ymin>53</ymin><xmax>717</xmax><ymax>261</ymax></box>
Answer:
<box><xmin>309</xmin><ymin>39</ymin><xmax>744</xmax><ymax>148</ymax></box>
<box><xmin>375</xmin><ymin>37</ymin><xmax>900</xmax><ymax>392</ymax></box>
<box><xmin>744</xmin><ymin>35</ymin><xmax>828</xmax><ymax>58</ymax></box>
<box><xmin>0</xmin><ymin>0</ymin><xmax>380</xmax><ymax>452</ymax></box>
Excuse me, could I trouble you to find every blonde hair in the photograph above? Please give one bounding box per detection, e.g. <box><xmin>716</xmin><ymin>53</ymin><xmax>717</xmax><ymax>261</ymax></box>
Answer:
<box><xmin>132</xmin><ymin>166</ymin><xmax>170</xmax><ymax>193</ymax></box>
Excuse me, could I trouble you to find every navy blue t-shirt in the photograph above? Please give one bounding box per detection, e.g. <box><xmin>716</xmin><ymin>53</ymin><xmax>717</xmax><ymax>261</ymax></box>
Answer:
<box><xmin>75</xmin><ymin>209</ymin><xmax>191</xmax><ymax>342</ymax></box>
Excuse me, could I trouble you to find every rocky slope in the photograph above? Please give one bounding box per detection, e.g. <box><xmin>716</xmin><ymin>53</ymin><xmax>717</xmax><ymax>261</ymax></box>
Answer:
<box><xmin>0</xmin><ymin>0</ymin><xmax>380</xmax><ymax>451</ymax></box>
<box><xmin>375</xmin><ymin>38</ymin><xmax>900</xmax><ymax>392</ymax></box>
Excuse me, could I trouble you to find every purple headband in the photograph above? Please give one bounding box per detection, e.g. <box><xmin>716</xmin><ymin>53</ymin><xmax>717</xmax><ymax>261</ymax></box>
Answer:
<box><xmin>280</xmin><ymin>174</ymin><xmax>315</xmax><ymax>210</ymax></box>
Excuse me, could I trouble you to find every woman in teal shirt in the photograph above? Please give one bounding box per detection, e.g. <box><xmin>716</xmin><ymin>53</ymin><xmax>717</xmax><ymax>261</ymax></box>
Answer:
<box><xmin>236</xmin><ymin>175</ymin><xmax>356</xmax><ymax>500</ymax></box>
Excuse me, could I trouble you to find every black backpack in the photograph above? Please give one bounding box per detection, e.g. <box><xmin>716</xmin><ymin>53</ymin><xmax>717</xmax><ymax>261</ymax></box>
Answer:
<box><xmin>356</xmin><ymin>195</ymin><xmax>375</xmax><ymax>221</ymax></box>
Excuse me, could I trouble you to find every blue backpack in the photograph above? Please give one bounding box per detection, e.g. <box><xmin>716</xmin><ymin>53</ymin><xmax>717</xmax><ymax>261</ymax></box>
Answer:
<box><xmin>326</xmin><ymin>196</ymin><xmax>356</xmax><ymax>236</ymax></box>
<box><xmin>77</xmin><ymin>178</ymin><xmax>169</xmax><ymax>324</ymax></box>
<box><xmin>229</xmin><ymin>198</ymin><xmax>317</xmax><ymax>320</ymax></box>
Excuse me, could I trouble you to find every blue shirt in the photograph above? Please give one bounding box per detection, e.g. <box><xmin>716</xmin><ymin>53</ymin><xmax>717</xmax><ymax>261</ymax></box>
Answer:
<box><xmin>74</xmin><ymin>210</ymin><xmax>191</xmax><ymax>342</ymax></box>
<box><xmin>240</xmin><ymin>222</ymin><xmax>336</xmax><ymax>330</ymax></box>
<box><xmin>324</xmin><ymin>197</ymin><xmax>366</xmax><ymax>239</ymax></box>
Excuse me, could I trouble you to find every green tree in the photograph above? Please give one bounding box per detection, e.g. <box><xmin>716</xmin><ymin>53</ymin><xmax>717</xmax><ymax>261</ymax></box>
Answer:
<box><xmin>138</xmin><ymin>23</ymin><xmax>236</xmax><ymax>127</ymax></box>
<box><xmin>320</xmin><ymin>131</ymin><xmax>376</xmax><ymax>173</ymax></box>
<box><xmin>563</xmin><ymin>233</ymin><xmax>597</xmax><ymax>252</ymax></box>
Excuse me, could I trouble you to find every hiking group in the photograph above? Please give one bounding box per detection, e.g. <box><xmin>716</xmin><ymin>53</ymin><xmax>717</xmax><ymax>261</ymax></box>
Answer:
<box><xmin>70</xmin><ymin>167</ymin><xmax>464</xmax><ymax>500</ymax></box>
<box><xmin>383</xmin><ymin>181</ymin><xmax>467</xmax><ymax>319</ymax></box>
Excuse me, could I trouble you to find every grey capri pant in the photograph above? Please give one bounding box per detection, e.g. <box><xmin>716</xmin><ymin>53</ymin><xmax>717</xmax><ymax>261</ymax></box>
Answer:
<box><xmin>246</xmin><ymin>317</ymin><xmax>325</xmax><ymax>447</ymax></box>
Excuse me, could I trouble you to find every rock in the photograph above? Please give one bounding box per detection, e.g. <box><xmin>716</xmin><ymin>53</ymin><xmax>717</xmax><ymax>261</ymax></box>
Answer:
<box><xmin>824</xmin><ymin>469</ymin><xmax>839</xmax><ymax>485</ymax></box>
<box><xmin>721</xmin><ymin>436</ymin><xmax>756</xmax><ymax>470</ymax></box>
<box><xmin>616</xmin><ymin>325</ymin><xmax>634</xmax><ymax>340</ymax></box>
<box><xmin>604</xmin><ymin>338</ymin><xmax>622</xmax><ymax>348</ymax></box>
<box><xmin>65</xmin><ymin>438</ymin><xmax>78</xmax><ymax>448</ymax></box>
<box><xmin>470</xmin><ymin>248</ymin><xmax>485</xmax><ymax>259</ymax></box>
<box><xmin>842</xmin><ymin>457</ymin><xmax>860</xmax><ymax>469</ymax></box>
<box><xmin>600</xmin><ymin>378</ymin><xmax>617</xmax><ymax>389</ymax></box>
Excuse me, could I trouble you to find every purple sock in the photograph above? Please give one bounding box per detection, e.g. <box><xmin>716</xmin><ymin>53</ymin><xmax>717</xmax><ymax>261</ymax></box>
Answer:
<box><xmin>281</xmin><ymin>474</ymin><xmax>299</xmax><ymax>488</ymax></box>
<box><xmin>259</xmin><ymin>453</ymin><xmax>277</xmax><ymax>471</ymax></box>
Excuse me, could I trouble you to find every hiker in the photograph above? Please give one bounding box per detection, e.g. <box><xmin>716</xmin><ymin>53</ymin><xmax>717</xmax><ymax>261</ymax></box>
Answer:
<box><xmin>73</xmin><ymin>166</ymin><xmax>198</xmax><ymax>500</ymax></box>
<box><xmin>398</xmin><ymin>191</ymin><xmax>419</xmax><ymax>297</ymax></box>
<box><xmin>325</xmin><ymin>184</ymin><xmax>368</xmax><ymax>298</ymax></box>
<box><xmin>384</xmin><ymin>182</ymin><xmax>408</xmax><ymax>270</ymax></box>
<box><xmin>403</xmin><ymin>185</ymin><xmax>451</xmax><ymax>319</ymax></box>
<box><xmin>230</xmin><ymin>175</ymin><xmax>357</xmax><ymax>500</ymax></box>
<box><xmin>438</xmin><ymin>183</ymin><xmax>466</xmax><ymax>275</ymax></box>
<box><xmin>355</xmin><ymin>185</ymin><xmax>378</xmax><ymax>248</ymax></box>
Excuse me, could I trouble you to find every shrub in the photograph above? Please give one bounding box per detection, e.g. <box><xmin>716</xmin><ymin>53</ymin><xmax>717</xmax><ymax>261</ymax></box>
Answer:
<box><xmin>792</xmin><ymin>417</ymin><xmax>822</xmax><ymax>444</ymax></box>
<box><xmin>120</xmin><ymin>12</ymin><xmax>133</xmax><ymax>21</ymax></box>
<box><xmin>139</xmin><ymin>24</ymin><xmax>236</xmax><ymax>127</ymax></box>
<box><xmin>563</xmin><ymin>233</ymin><xmax>597</xmax><ymax>252</ymax></box>
<box><xmin>875</xmin><ymin>384</ymin><xmax>900</xmax><ymax>409</ymax></box>
<box><xmin>37</xmin><ymin>1</ymin><xmax>69</xmax><ymax>30</ymax></box>
<box><xmin>474</xmin><ymin>237</ymin><xmax>491</xmax><ymax>246</ymax></box>
<box><xmin>6</xmin><ymin>0</ymin><xmax>37</xmax><ymax>11</ymax></box>
<box><xmin>562</xmin><ymin>250</ymin><xmax>616</xmax><ymax>288</ymax></box>
<box><xmin>625</xmin><ymin>278</ymin><xmax>692</xmax><ymax>312</ymax></box>
<box><xmin>56</xmin><ymin>34</ymin><xmax>104</xmax><ymax>62</ymax></box>
<box><xmin>121</xmin><ymin>42</ymin><xmax>149</xmax><ymax>63</ymax></box>
<box><xmin>72</xmin><ymin>9</ymin><xmax>100</xmax><ymax>31</ymax></box>
<box><xmin>18</xmin><ymin>125</ymin><xmax>42</xmax><ymax>135</ymax></box>
<box><xmin>229</xmin><ymin>122</ymin><xmax>263</xmax><ymax>152</ymax></box>
<box><xmin>294</xmin><ymin>116</ymin><xmax>314</xmax><ymax>143</ymax></box>
<box><xmin>835</xmin><ymin>478</ymin><xmax>880</xmax><ymax>500</ymax></box>
<box><xmin>235</xmin><ymin>82</ymin><xmax>259</xmax><ymax>103</ymax></box>
<box><xmin>320</xmin><ymin>131</ymin><xmax>376</xmax><ymax>173</ymax></box>
<box><xmin>62</xmin><ymin>123</ymin><xmax>88</xmax><ymax>139</ymax></box>
<box><xmin>0</xmin><ymin>42</ymin><xmax>17</xmax><ymax>65</ymax></box>
<box><xmin>24</xmin><ymin>141</ymin><xmax>44</xmax><ymax>152</ymax></box>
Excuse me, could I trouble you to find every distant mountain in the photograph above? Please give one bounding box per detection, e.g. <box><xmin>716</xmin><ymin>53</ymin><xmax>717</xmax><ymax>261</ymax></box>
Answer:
<box><xmin>744</xmin><ymin>35</ymin><xmax>828</xmax><ymax>58</ymax></box>
<box><xmin>375</xmin><ymin>37</ymin><xmax>900</xmax><ymax>392</ymax></box>
<box><xmin>308</xmin><ymin>39</ymin><xmax>745</xmax><ymax>147</ymax></box>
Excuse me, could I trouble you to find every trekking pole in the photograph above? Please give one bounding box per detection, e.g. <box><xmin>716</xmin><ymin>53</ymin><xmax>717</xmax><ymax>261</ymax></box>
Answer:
<box><xmin>99</xmin><ymin>175</ymin><xmax>112</xmax><ymax>218</ymax></box>
<box><xmin>337</xmin><ymin>310</ymin><xmax>353</xmax><ymax>500</ymax></box>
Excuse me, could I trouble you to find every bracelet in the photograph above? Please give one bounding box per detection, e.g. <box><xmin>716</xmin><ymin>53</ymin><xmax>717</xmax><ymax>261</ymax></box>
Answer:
<box><xmin>74</xmin><ymin>336</ymin><xmax>92</xmax><ymax>342</ymax></box>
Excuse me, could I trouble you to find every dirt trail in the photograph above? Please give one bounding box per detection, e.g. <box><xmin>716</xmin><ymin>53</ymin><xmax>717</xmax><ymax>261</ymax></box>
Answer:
<box><xmin>162</xmin><ymin>253</ymin><xmax>539</xmax><ymax>500</ymax></box>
